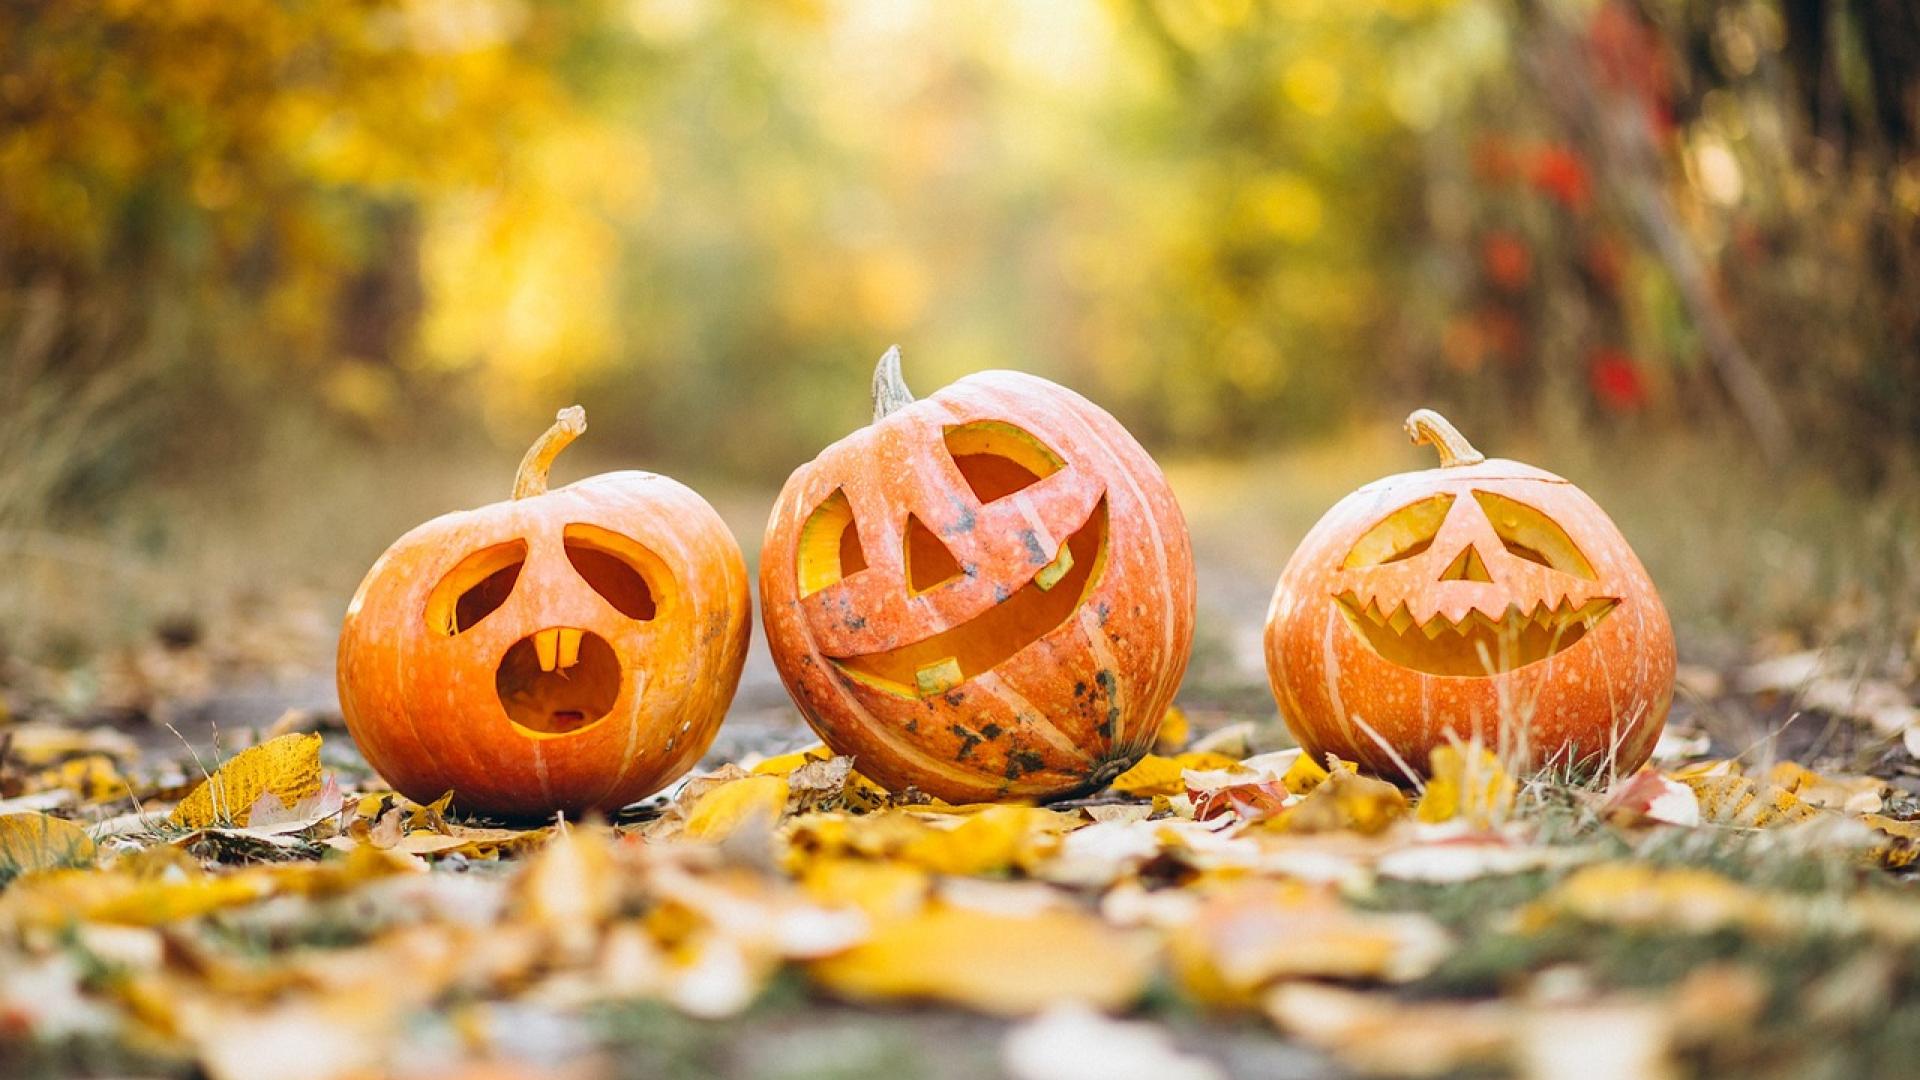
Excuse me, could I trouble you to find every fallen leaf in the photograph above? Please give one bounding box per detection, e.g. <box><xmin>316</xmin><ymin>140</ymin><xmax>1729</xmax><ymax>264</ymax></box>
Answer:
<box><xmin>682</xmin><ymin>774</ymin><xmax>789</xmax><ymax>842</ymax></box>
<box><xmin>1003</xmin><ymin>1005</ymin><xmax>1224</xmax><ymax>1080</ymax></box>
<box><xmin>1603</xmin><ymin>770</ymin><xmax>1701</xmax><ymax>827</ymax></box>
<box><xmin>809</xmin><ymin>903</ymin><xmax>1155</xmax><ymax>1015</ymax></box>
<box><xmin>1152</xmin><ymin>707</ymin><xmax>1191</xmax><ymax>755</ymax></box>
<box><xmin>1416</xmin><ymin>743</ymin><xmax>1514</xmax><ymax>826</ymax></box>
<box><xmin>1266</xmin><ymin>768</ymin><xmax>1407</xmax><ymax>835</ymax></box>
<box><xmin>1769</xmin><ymin>762</ymin><xmax>1884</xmax><ymax>814</ymax></box>
<box><xmin>1110</xmin><ymin>753</ymin><xmax>1242</xmax><ymax>797</ymax></box>
<box><xmin>169</xmin><ymin>733</ymin><xmax>323</xmax><ymax>829</ymax></box>
<box><xmin>1682</xmin><ymin>773</ymin><xmax>1820</xmax><ymax>828</ymax></box>
<box><xmin>1172</xmin><ymin>881</ymin><xmax>1448</xmax><ymax>1003</ymax></box>
<box><xmin>0</xmin><ymin>812</ymin><xmax>96</xmax><ymax>878</ymax></box>
<box><xmin>1266</xmin><ymin>984</ymin><xmax>1513</xmax><ymax>1076</ymax></box>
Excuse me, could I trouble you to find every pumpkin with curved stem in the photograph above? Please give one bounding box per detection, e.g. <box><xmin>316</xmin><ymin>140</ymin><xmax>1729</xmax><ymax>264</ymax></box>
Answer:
<box><xmin>337</xmin><ymin>407</ymin><xmax>751</xmax><ymax>819</ymax></box>
<box><xmin>1264</xmin><ymin>410</ymin><xmax>1673</xmax><ymax>779</ymax></box>
<box><xmin>760</xmin><ymin>348</ymin><xmax>1197</xmax><ymax>803</ymax></box>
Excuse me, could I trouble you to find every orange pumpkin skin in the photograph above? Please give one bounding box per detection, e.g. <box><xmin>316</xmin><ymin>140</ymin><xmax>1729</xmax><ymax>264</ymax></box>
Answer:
<box><xmin>760</xmin><ymin>351</ymin><xmax>1196</xmax><ymax>803</ymax></box>
<box><xmin>338</xmin><ymin>409</ymin><xmax>750</xmax><ymax>819</ymax></box>
<box><xmin>1264</xmin><ymin>411</ymin><xmax>1673</xmax><ymax>780</ymax></box>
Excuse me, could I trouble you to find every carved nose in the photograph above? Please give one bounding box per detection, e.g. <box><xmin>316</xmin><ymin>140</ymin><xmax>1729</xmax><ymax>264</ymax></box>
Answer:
<box><xmin>1438</xmin><ymin>544</ymin><xmax>1493</xmax><ymax>583</ymax></box>
<box><xmin>905</xmin><ymin>513</ymin><xmax>964</xmax><ymax>593</ymax></box>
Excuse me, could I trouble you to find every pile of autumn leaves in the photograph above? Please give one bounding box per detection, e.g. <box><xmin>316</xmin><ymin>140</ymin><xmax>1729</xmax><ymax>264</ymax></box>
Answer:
<box><xmin>3</xmin><ymin>718</ymin><xmax>1920</xmax><ymax>1078</ymax></box>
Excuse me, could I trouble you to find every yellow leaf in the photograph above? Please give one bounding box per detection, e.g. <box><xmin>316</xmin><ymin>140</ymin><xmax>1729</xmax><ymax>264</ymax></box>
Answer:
<box><xmin>0</xmin><ymin>813</ymin><xmax>95</xmax><ymax>878</ymax></box>
<box><xmin>897</xmin><ymin>805</ymin><xmax>1073</xmax><ymax>876</ymax></box>
<box><xmin>752</xmin><ymin>744</ymin><xmax>833</xmax><ymax>776</ymax></box>
<box><xmin>809</xmin><ymin>903</ymin><xmax>1155</xmax><ymax>1014</ymax></box>
<box><xmin>683</xmin><ymin>775</ymin><xmax>790</xmax><ymax>842</ymax></box>
<box><xmin>1270</xmin><ymin>769</ymin><xmax>1407</xmax><ymax>835</ymax></box>
<box><xmin>1681</xmin><ymin>774</ymin><xmax>1820</xmax><ymax>828</ymax></box>
<box><xmin>1416</xmin><ymin>744</ymin><xmax>1515</xmax><ymax>826</ymax></box>
<box><xmin>1110</xmin><ymin>752</ymin><xmax>1242</xmax><ymax>797</ymax></box>
<box><xmin>1153</xmin><ymin>706</ymin><xmax>1191</xmax><ymax>754</ymax></box>
<box><xmin>1172</xmin><ymin>881</ymin><xmax>1448</xmax><ymax>1005</ymax></box>
<box><xmin>169</xmin><ymin>734</ymin><xmax>323</xmax><ymax>829</ymax></box>
<box><xmin>800</xmin><ymin>858</ymin><xmax>931</xmax><ymax>923</ymax></box>
<box><xmin>1279</xmin><ymin>751</ymin><xmax>1357</xmax><ymax>796</ymax></box>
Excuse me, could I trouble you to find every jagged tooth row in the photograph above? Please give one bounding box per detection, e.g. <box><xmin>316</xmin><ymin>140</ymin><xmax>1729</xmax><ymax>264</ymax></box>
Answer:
<box><xmin>1340</xmin><ymin>590</ymin><xmax>1618</xmax><ymax>639</ymax></box>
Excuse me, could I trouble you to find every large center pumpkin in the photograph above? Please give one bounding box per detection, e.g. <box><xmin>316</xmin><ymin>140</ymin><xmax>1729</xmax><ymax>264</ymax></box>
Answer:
<box><xmin>760</xmin><ymin>349</ymin><xmax>1196</xmax><ymax>802</ymax></box>
<box><xmin>1264</xmin><ymin>410</ymin><xmax>1674</xmax><ymax>779</ymax></box>
<box><xmin>338</xmin><ymin>408</ymin><xmax>751</xmax><ymax>819</ymax></box>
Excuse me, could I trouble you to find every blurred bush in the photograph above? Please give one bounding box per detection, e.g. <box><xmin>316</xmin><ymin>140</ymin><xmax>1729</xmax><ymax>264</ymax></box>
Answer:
<box><xmin>2</xmin><ymin>0</ymin><xmax>1917</xmax><ymax>507</ymax></box>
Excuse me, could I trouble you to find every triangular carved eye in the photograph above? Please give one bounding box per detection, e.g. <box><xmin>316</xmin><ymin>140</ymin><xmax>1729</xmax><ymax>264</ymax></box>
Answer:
<box><xmin>564</xmin><ymin>524</ymin><xmax>661</xmax><ymax>620</ymax></box>
<box><xmin>904</xmin><ymin>513</ymin><xmax>964</xmax><ymax>594</ymax></box>
<box><xmin>944</xmin><ymin>421</ymin><xmax>1063</xmax><ymax>502</ymax></box>
<box><xmin>1343</xmin><ymin>494</ymin><xmax>1454</xmax><ymax>568</ymax></box>
<box><xmin>797</xmin><ymin>488</ymin><xmax>867</xmax><ymax>597</ymax></box>
<box><xmin>426</xmin><ymin>540</ymin><xmax>526</xmax><ymax>635</ymax></box>
<box><xmin>1471</xmin><ymin>491</ymin><xmax>1597</xmax><ymax>580</ymax></box>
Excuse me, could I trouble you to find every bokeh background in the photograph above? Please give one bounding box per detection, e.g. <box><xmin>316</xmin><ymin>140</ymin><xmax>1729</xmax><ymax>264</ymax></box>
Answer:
<box><xmin>4</xmin><ymin>0</ymin><xmax>1919</xmax><ymax>730</ymax></box>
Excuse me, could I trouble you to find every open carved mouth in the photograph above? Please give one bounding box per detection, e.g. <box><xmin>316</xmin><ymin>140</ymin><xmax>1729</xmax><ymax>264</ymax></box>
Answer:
<box><xmin>1334</xmin><ymin>592</ymin><xmax>1616</xmax><ymax>677</ymax></box>
<box><xmin>832</xmin><ymin>498</ymin><xmax>1109</xmax><ymax>697</ymax></box>
<box><xmin>496</xmin><ymin>627</ymin><xmax>623</xmax><ymax>734</ymax></box>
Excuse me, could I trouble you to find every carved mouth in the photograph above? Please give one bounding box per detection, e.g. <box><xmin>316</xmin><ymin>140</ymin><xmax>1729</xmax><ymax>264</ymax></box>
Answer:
<box><xmin>831</xmin><ymin>498</ymin><xmax>1108</xmax><ymax>697</ymax></box>
<box><xmin>496</xmin><ymin>627</ymin><xmax>623</xmax><ymax>734</ymax></box>
<box><xmin>1334</xmin><ymin>593</ymin><xmax>1616</xmax><ymax>677</ymax></box>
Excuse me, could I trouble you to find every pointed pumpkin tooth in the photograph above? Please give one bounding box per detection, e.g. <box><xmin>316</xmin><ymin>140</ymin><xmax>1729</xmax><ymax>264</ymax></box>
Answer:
<box><xmin>557</xmin><ymin>628</ymin><xmax>583</xmax><ymax>670</ymax></box>
<box><xmin>915</xmin><ymin>657</ymin><xmax>964</xmax><ymax>696</ymax></box>
<box><xmin>1034</xmin><ymin>542</ymin><xmax>1075</xmax><ymax>591</ymax></box>
<box><xmin>1388</xmin><ymin>604</ymin><xmax>1415</xmax><ymax>635</ymax></box>
<box><xmin>1422</xmin><ymin>615</ymin><xmax>1448</xmax><ymax>639</ymax></box>
<box><xmin>535</xmin><ymin>628</ymin><xmax>560</xmax><ymax>673</ymax></box>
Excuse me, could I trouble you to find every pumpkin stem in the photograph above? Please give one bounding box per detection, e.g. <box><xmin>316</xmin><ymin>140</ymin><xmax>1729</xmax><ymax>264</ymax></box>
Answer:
<box><xmin>1404</xmin><ymin>409</ymin><xmax>1485</xmax><ymax>468</ymax></box>
<box><xmin>871</xmin><ymin>345</ymin><xmax>915</xmax><ymax>422</ymax></box>
<box><xmin>513</xmin><ymin>406</ymin><xmax>587</xmax><ymax>500</ymax></box>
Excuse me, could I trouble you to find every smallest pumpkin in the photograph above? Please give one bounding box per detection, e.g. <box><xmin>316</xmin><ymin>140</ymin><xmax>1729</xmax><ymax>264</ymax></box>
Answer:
<box><xmin>338</xmin><ymin>407</ymin><xmax>750</xmax><ymax>819</ymax></box>
<box><xmin>1264</xmin><ymin>409</ymin><xmax>1673</xmax><ymax>779</ymax></box>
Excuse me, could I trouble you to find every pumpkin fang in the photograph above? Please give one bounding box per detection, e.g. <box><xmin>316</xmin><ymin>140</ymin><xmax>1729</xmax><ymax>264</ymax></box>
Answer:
<box><xmin>1334</xmin><ymin>592</ymin><xmax>1617</xmax><ymax>677</ymax></box>
<box><xmin>497</xmin><ymin>628</ymin><xmax>623</xmax><ymax>734</ymax></box>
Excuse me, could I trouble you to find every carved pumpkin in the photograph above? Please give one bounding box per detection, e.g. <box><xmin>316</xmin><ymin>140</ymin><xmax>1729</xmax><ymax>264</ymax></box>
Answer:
<box><xmin>1264</xmin><ymin>410</ymin><xmax>1673</xmax><ymax>779</ymax></box>
<box><xmin>760</xmin><ymin>349</ymin><xmax>1196</xmax><ymax>802</ymax></box>
<box><xmin>338</xmin><ymin>407</ymin><xmax>750</xmax><ymax>819</ymax></box>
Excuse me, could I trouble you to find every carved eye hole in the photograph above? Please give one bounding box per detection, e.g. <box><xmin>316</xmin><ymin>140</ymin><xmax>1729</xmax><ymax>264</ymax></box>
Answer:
<box><xmin>797</xmin><ymin>488</ymin><xmax>867</xmax><ymax>598</ymax></box>
<box><xmin>1471</xmin><ymin>491</ymin><xmax>1597</xmax><ymax>580</ymax></box>
<box><xmin>944</xmin><ymin>421</ymin><xmax>1063</xmax><ymax>502</ymax></box>
<box><xmin>564</xmin><ymin>524</ymin><xmax>660</xmax><ymax>620</ymax></box>
<box><xmin>1343</xmin><ymin>494</ymin><xmax>1455</xmax><ymax>568</ymax></box>
<box><xmin>426</xmin><ymin>540</ymin><xmax>526</xmax><ymax>635</ymax></box>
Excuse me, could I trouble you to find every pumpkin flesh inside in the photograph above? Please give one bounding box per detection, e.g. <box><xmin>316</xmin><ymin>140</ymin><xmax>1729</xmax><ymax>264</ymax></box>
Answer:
<box><xmin>495</xmin><ymin>628</ymin><xmax>623</xmax><ymax>734</ymax></box>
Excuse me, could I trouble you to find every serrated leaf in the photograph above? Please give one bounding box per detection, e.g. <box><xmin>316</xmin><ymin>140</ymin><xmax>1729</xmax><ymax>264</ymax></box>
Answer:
<box><xmin>168</xmin><ymin>733</ymin><xmax>323</xmax><ymax>829</ymax></box>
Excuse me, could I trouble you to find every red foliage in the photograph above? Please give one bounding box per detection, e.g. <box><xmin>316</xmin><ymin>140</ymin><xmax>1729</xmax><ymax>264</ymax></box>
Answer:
<box><xmin>1528</xmin><ymin>145</ymin><xmax>1591</xmax><ymax>210</ymax></box>
<box><xmin>1480</xmin><ymin>231</ymin><xmax>1533</xmax><ymax>291</ymax></box>
<box><xmin>1586</xmin><ymin>1</ymin><xmax>1675</xmax><ymax>142</ymax></box>
<box><xmin>1589</xmin><ymin>347</ymin><xmax>1650</xmax><ymax>412</ymax></box>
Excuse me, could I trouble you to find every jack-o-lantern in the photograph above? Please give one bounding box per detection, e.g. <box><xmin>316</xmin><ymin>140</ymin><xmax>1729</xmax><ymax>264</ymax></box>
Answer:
<box><xmin>760</xmin><ymin>349</ymin><xmax>1196</xmax><ymax>802</ymax></box>
<box><xmin>338</xmin><ymin>407</ymin><xmax>750</xmax><ymax>819</ymax></box>
<box><xmin>1264</xmin><ymin>410</ymin><xmax>1673</xmax><ymax>778</ymax></box>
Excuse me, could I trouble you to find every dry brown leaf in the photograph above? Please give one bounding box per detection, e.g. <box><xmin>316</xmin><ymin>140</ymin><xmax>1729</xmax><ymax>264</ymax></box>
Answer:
<box><xmin>169</xmin><ymin>733</ymin><xmax>323</xmax><ymax>829</ymax></box>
